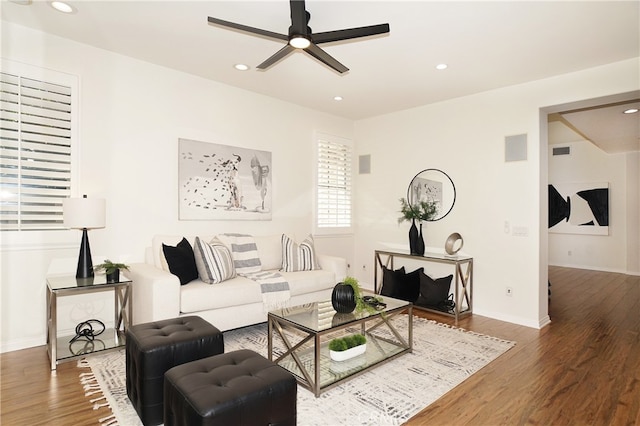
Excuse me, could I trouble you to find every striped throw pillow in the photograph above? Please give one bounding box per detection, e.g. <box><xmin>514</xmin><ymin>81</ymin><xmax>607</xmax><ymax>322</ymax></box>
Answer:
<box><xmin>281</xmin><ymin>234</ymin><xmax>319</xmax><ymax>272</ymax></box>
<box><xmin>217</xmin><ymin>233</ymin><xmax>262</xmax><ymax>275</ymax></box>
<box><xmin>194</xmin><ymin>237</ymin><xmax>236</xmax><ymax>283</ymax></box>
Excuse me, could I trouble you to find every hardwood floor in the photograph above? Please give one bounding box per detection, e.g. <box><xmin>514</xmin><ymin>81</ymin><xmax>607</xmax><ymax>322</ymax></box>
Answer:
<box><xmin>1</xmin><ymin>266</ymin><xmax>638</xmax><ymax>425</ymax></box>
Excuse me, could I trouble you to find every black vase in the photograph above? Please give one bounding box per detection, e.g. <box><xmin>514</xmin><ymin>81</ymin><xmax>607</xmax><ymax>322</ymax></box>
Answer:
<box><xmin>106</xmin><ymin>269</ymin><xmax>120</xmax><ymax>283</ymax></box>
<box><xmin>409</xmin><ymin>218</ymin><xmax>419</xmax><ymax>255</ymax></box>
<box><xmin>415</xmin><ymin>222</ymin><xmax>425</xmax><ymax>256</ymax></box>
<box><xmin>331</xmin><ymin>283</ymin><xmax>356</xmax><ymax>313</ymax></box>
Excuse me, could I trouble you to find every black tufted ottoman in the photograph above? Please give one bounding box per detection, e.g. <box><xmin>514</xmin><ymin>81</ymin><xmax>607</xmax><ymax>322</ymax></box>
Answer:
<box><xmin>164</xmin><ymin>349</ymin><xmax>297</xmax><ymax>426</ymax></box>
<box><xmin>126</xmin><ymin>316</ymin><xmax>224</xmax><ymax>426</ymax></box>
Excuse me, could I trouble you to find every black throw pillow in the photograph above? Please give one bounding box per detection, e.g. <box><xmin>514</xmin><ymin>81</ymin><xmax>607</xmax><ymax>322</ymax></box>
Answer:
<box><xmin>416</xmin><ymin>272</ymin><xmax>453</xmax><ymax>307</ymax></box>
<box><xmin>162</xmin><ymin>238</ymin><xmax>198</xmax><ymax>285</ymax></box>
<box><xmin>380</xmin><ymin>266</ymin><xmax>405</xmax><ymax>298</ymax></box>
<box><xmin>395</xmin><ymin>267</ymin><xmax>423</xmax><ymax>303</ymax></box>
<box><xmin>380</xmin><ymin>266</ymin><xmax>422</xmax><ymax>302</ymax></box>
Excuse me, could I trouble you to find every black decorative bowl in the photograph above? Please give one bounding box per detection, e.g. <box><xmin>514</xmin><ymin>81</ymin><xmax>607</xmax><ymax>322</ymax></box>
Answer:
<box><xmin>331</xmin><ymin>282</ymin><xmax>356</xmax><ymax>313</ymax></box>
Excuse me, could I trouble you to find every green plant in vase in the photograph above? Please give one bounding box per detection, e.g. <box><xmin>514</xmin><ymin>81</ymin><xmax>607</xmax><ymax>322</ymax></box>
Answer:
<box><xmin>329</xmin><ymin>334</ymin><xmax>366</xmax><ymax>352</ymax></box>
<box><xmin>94</xmin><ymin>259</ymin><xmax>129</xmax><ymax>282</ymax></box>
<box><xmin>340</xmin><ymin>276</ymin><xmax>385</xmax><ymax>315</ymax></box>
<box><xmin>329</xmin><ymin>333</ymin><xmax>367</xmax><ymax>361</ymax></box>
<box><xmin>398</xmin><ymin>198</ymin><xmax>438</xmax><ymax>255</ymax></box>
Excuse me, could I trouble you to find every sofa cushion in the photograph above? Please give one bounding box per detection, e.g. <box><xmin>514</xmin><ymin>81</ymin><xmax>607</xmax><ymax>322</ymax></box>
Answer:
<box><xmin>162</xmin><ymin>238</ymin><xmax>199</xmax><ymax>285</ymax></box>
<box><xmin>179</xmin><ymin>269</ymin><xmax>336</xmax><ymax>313</ymax></box>
<box><xmin>280</xmin><ymin>270</ymin><xmax>336</xmax><ymax>296</ymax></box>
<box><xmin>193</xmin><ymin>237</ymin><xmax>236</xmax><ymax>284</ymax></box>
<box><xmin>281</xmin><ymin>234</ymin><xmax>319</xmax><ymax>272</ymax></box>
<box><xmin>217</xmin><ymin>233</ymin><xmax>262</xmax><ymax>274</ymax></box>
<box><xmin>181</xmin><ymin>277</ymin><xmax>263</xmax><ymax>313</ymax></box>
<box><xmin>254</xmin><ymin>235</ymin><xmax>282</xmax><ymax>271</ymax></box>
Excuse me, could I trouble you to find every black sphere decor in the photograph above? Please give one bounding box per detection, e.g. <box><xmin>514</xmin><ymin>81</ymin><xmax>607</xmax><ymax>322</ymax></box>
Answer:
<box><xmin>331</xmin><ymin>282</ymin><xmax>356</xmax><ymax>313</ymax></box>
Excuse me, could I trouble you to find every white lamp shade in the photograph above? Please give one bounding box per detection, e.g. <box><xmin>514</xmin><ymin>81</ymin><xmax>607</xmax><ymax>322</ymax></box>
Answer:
<box><xmin>63</xmin><ymin>197</ymin><xmax>106</xmax><ymax>229</ymax></box>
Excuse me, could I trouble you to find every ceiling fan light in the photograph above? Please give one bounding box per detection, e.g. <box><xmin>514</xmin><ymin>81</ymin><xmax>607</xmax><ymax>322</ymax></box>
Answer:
<box><xmin>289</xmin><ymin>36</ymin><xmax>311</xmax><ymax>49</ymax></box>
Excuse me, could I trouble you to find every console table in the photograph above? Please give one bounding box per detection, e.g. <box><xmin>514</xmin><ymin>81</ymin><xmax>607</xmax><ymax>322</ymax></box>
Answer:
<box><xmin>374</xmin><ymin>249</ymin><xmax>473</xmax><ymax>323</ymax></box>
<box><xmin>46</xmin><ymin>274</ymin><xmax>132</xmax><ymax>370</ymax></box>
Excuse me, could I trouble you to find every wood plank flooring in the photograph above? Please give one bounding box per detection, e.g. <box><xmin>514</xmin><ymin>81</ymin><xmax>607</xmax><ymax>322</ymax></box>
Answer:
<box><xmin>1</xmin><ymin>266</ymin><xmax>638</xmax><ymax>425</ymax></box>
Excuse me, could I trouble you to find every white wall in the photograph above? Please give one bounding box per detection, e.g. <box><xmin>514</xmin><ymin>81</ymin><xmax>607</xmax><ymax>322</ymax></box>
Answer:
<box><xmin>353</xmin><ymin>58</ymin><xmax>639</xmax><ymax>328</ymax></box>
<box><xmin>1</xmin><ymin>21</ymin><xmax>639</xmax><ymax>351</ymax></box>
<box><xmin>548</xmin><ymin>139</ymin><xmax>637</xmax><ymax>273</ymax></box>
<box><xmin>0</xmin><ymin>23</ymin><xmax>355</xmax><ymax>352</ymax></box>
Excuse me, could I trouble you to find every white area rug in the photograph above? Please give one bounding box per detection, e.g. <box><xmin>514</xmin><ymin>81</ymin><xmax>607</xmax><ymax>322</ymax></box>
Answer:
<box><xmin>78</xmin><ymin>317</ymin><xmax>514</xmax><ymax>426</ymax></box>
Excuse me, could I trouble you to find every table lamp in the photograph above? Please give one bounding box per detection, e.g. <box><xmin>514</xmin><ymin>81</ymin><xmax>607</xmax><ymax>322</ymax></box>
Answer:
<box><xmin>63</xmin><ymin>195</ymin><xmax>106</xmax><ymax>278</ymax></box>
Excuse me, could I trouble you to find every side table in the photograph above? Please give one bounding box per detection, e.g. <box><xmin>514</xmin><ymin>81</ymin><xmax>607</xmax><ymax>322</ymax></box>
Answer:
<box><xmin>374</xmin><ymin>249</ymin><xmax>473</xmax><ymax>323</ymax></box>
<box><xmin>46</xmin><ymin>274</ymin><xmax>132</xmax><ymax>370</ymax></box>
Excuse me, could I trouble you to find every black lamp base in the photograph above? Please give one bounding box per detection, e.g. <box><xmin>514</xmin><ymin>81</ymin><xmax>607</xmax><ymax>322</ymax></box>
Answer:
<box><xmin>76</xmin><ymin>228</ymin><xmax>94</xmax><ymax>279</ymax></box>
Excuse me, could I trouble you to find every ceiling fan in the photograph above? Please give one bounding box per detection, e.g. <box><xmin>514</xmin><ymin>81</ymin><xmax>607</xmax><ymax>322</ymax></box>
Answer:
<box><xmin>207</xmin><ymin>0</ymin><xmax>390</xmax><ymax>74</ymax></box>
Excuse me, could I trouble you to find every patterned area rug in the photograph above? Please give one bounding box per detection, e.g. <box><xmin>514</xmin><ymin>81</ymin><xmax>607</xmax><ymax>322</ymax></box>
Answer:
<box><xmin>78</xmin><ymin>317</ymin><xmax>514</xmax><ymax>426</ymax></box>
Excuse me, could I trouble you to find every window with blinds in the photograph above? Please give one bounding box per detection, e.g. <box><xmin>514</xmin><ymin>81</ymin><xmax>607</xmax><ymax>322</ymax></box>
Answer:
<box><xmin>316</xmin><ymin>135</ymin><xmax>352</xmax><ymax>232</ymax></box>
<box><xmin>0</xmin><ymin>71</ymin><xmax>73</xmax><ymax>231</ymax></box>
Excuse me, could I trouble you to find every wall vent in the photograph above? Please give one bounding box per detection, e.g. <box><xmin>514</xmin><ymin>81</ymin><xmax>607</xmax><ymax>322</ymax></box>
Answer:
<box><xmin>552</xmin><ymin>146</ymin><xmax>571</xmax><ymax>156</ymax></box>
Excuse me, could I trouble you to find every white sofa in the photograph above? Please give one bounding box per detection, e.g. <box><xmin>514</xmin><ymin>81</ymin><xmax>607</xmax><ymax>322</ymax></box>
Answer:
<box><xmin>127</xmin><ymin>234</ymin><xmax>347</xmax><ymax>331</ymax></box>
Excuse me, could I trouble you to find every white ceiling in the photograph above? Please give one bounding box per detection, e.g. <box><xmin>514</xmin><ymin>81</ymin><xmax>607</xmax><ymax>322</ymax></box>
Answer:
<box><xmin>2</xmin><ymin>0</ymin><xmax>639</xmax><ymax>151</ymax></box>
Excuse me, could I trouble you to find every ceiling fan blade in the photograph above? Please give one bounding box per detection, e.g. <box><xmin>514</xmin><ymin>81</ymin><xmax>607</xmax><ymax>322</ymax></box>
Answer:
<box><xmin>289</xmin><ymin>0</ymin><xmax>308</xmax><ymax>35</ymax></box>
<box><xmin>208</xmin><ymin>16</ymin><xmax>288</xmax><ymax>42</ymax></box>
<box><xmin>304</xmin><ymin>44</ymin><xmax>348</xmax><ymax>74</ymax></box>
<box><xmin>257</xmin><ymin>44</ymin><xmax>296</xmax><ymax>70</ymax></box>
<box><xmin>312</xmin><ymin>23</ymin><xmax>390</xmax><ymax>44</ymax></box>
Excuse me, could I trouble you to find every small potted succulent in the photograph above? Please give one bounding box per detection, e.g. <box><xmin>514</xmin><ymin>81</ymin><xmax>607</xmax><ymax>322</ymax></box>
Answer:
<box><xmin>94</xmin><ymin>259</ymin><xmax>129</xmax><ymax>283</ymax></box>
<box><xmin>329</xmin><ymin>334</ymin><xmax>367</xmax><ymax>361</ymax></box>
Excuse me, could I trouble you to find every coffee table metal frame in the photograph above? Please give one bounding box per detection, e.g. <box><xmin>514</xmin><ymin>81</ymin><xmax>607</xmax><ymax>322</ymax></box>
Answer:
<box><xmin>268</xmin><ymin>298</ymin><xmax>412</xmax><ymax>397</ymax></box>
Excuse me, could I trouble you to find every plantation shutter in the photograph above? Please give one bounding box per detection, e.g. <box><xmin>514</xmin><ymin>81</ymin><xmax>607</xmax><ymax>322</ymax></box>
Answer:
<box><xmin>0</xmin><ymin>72</ymin><xmax>72</xmax><ymax>231</ymax></box>
<box><xmin>316</xmin><ymin>136</ymin><xmax>352</xmax><ymax>230</ymax></box>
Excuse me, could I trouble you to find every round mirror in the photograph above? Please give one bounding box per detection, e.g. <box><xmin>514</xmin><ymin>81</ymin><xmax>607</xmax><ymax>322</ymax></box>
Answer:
<box><xmin>407</xmin><ymin>169</ymin><xmax>456</xmax><ymax>221</ymax></box>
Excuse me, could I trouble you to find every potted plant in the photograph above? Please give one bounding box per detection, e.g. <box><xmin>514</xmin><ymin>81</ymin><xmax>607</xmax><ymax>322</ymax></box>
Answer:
<box><xmin>94</xmin><ymin>259</ymin><xmax>129</xmax><ymax>283</ymax></box>
<box><xmin>331</xmin><ymin>276</ymin><xmax>385</xmax><ymax>315</ymax></box>
<box><xmin>398</xmin><ymin>198</ymin><xmax>438</xmax><ymax>255</ymax></box>
<box><xmin>329</xmin><ymin>334</ymin><xmax>367</xmax><ymax>361</ymax></box>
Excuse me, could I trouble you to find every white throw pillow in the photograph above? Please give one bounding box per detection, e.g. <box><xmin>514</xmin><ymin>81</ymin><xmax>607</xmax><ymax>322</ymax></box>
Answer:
<box><xmin>281</xmin><ymin>234</ymin><xmax>319</xmax><ymax>272</ymax></box>
<box><xmin>217</xmin><ymin>233</ymin><xmax>262</xmax><ymax>274</ymax></box>
<box><xmin>193</xmin><ymin>237</ymin><xmax>236</xmax><ymax>284</ymax></box>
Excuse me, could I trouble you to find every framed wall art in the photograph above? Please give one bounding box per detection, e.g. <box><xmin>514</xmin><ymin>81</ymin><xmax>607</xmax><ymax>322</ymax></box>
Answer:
<box><xmin>548</xmin><ymin>182</ymin><xmax>609</xmax><ymax>235</ymax></box>
<box><xmin>179</xmin><ymin>138</ymin><xmax>272</xmax><ymax>220</ymax></box>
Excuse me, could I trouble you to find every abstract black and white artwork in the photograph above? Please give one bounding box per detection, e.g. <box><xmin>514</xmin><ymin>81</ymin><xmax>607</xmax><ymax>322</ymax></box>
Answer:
<box><xmin>179</xmin><ymin>138</ymin><xmax>272</xmax><ymax>220</ymax></box>
<box><xmin>548</xmin><ymin>182</ymin><xmax>609</xmax><ymax>235</ymax></box>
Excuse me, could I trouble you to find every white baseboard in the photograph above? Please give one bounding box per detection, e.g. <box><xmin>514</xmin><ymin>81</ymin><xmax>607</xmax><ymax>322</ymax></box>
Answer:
<box><xmin>1</xmin><ymin>336</ymin><xmax>45</xmax><ymax>354</ymax></box>
<box><xmin>472</xmin><ymin>308</ymin><xmax>546</xmax><ymax>329</ymax></box>
<box><xmin>548</xmin><ymin>262</ymin><xmax>638</xmax><ymax>276</ymax></box>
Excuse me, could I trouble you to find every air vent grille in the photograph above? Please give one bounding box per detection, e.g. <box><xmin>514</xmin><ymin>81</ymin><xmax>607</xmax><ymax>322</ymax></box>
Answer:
<box><xmin>552</xmin><ymin>146</ymin><xmax>571</xmax><ymax>156</ymax></box>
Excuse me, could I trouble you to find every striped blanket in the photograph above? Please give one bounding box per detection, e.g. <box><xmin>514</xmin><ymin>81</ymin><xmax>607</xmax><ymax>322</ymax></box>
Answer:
<box><xmin>218</xmin><ymin>233</ymin><xmax>290</xmax><ymax>311</ymax></box>
<box><xmin>242</xmin><ymin>270</ymin><xmax>291</xmax><ymax>311</ymax></box>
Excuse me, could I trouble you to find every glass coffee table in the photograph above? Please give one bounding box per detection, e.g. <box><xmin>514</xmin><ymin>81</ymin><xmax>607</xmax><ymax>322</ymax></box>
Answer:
<box><xmin>268</xmin><ymin>295</ymin><xmax>412</xmax><ymax>397</ymax></box>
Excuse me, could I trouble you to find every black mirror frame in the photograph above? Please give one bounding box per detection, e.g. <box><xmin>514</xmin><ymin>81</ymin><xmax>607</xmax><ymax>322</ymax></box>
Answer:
<box><xmin>407</xmin><ymin>168</ymin><xmax>456</xmax><ymax>222</ymax></box>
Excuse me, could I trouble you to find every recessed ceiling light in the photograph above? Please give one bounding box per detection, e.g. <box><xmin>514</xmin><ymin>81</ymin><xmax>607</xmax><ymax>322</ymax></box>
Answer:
<box><xmin>333</xmin><ymin>96</ymin><xmax>343</xmax><ymax>102</ymax></box>
<box><xmin>436</xmin><ymin>63</ymin><xmax>448</xmax><ymax>70</ymax></box>
<box><xmin>50</xmin><ymin>1</ymin><xmax>74</xmax><ymax>13</ymax></box>
<box><xmin>623</xmin><ymin>108</ymin><xmax>639</xmax><ymax>114</ymax></box>
<box><xmin>234</xmin><ymin>64</ymin><xmax>249</xmax><ymax>71</ymax></box>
